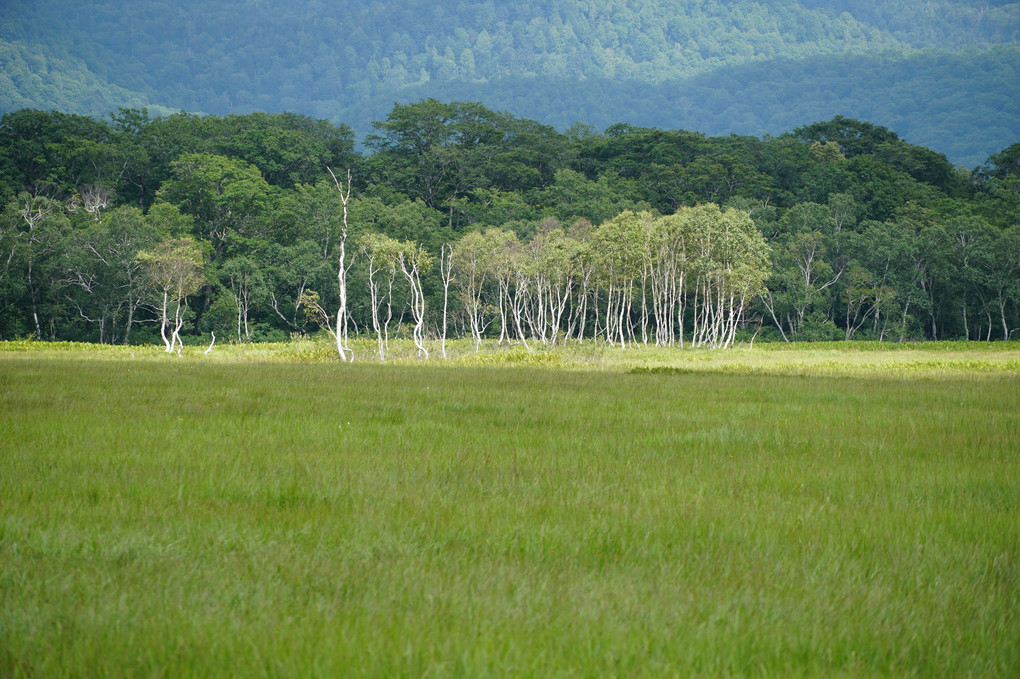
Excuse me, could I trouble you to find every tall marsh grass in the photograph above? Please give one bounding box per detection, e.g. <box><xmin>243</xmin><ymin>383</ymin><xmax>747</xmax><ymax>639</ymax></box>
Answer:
<box><xmin>1</xmin><ymin>347</ymin><xmax>1018</xmax><ymax>676</ymax></box>
<box><xmin>2</xmin><ymin>337</ymin><xmax>1018</xmax><ymax>376</ymax></box>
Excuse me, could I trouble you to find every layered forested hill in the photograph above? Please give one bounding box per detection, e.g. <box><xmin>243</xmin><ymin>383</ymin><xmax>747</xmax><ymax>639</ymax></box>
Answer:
<box><xmin>1</xmin><ymin>0</ymin><xmax>1018</xmax><ymax>166</ymax></box>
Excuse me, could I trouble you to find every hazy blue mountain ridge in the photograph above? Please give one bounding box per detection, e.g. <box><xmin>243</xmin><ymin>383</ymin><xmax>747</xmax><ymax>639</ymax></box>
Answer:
<box><xmin>0</xmin><ymin>0</ymin><xmax>1017</xmax><ymax>167</ymax></box>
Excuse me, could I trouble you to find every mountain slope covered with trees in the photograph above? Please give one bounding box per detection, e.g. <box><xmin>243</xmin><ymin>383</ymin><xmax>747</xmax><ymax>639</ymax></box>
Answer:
<box><xmin>0</xmin><ymin>0</ymin><xmax>1017</xmax><ymax>167</ymax></box>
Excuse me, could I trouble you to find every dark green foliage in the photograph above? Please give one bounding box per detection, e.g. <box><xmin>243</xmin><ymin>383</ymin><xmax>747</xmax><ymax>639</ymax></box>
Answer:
<box><xmin>978</xmin><ymin>142</ymin><xmax>1020</xmax><ymax>181</ymax></box>
<box><xmin>365</xmin><ymin>100</ymin><xmax>570</xmax><ymax>211</ymax></box>
<box><xmin>0</xmin><ymin>102</ymin><xmax>1017</xmax><ymax>345</ymax></box>
<box><xmin>795</xmin><ymin>116</ymin><xmax>902</xmax><ymax>159</ymax></box>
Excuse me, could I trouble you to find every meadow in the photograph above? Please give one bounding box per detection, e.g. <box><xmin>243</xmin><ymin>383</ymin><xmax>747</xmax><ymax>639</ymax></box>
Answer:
<box><xmin>1</xmin><ymin>340</ymin><xmax>1018</xmax><ymax>677</ymax></box>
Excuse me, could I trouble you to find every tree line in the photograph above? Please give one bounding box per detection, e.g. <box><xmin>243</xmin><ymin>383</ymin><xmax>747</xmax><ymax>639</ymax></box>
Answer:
<box><xmin>0</xmin><ymin>103</ymin><xmax>1017</xmax><ymax>352</ymax></box>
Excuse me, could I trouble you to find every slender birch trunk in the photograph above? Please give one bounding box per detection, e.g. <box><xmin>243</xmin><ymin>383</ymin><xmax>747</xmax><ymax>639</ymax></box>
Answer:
<box><xmin>327</xmin><ymin>167</ymin><xmax>354</xmax><ymax>362</ymax></box>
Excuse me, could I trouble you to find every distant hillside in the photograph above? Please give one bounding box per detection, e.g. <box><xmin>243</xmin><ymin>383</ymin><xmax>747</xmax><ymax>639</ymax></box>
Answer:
<box><xmin>386</xmin><ymin>46</ymin><xmax>1018</xmax><ymax>169</ymax></box>
<box><xmin>1</xmin><ymin>0</ymin><xmax>1017</xmax><ymax>166</ymax></box>
<box><xmin>0</xmin><ymin>39</ymin><xmax>171</xmax><ymax>118</ymax></box>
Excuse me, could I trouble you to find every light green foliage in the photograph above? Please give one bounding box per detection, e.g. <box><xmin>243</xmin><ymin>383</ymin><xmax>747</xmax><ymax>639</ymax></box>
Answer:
<box><xmin>453</xmin><ymin>346</ymin><xmax>567</xmax><ymax>367</ymax></box>
<box><xmin>136</xmin><ymin>236</ymin><xmax>207</xmax><ymax>351</ymax></box>
<box><xmin>592</xmin><ymin>209</ymin><xmax>648</xmax><ymax>285</ymax></box>
<box><xmin>136</xmin><ymin>237</ymin><xmax>206</xmax><ymax>297</ymax></box>
<box><xmin>0</xmin><ymin>346</ymin><xmax>1018</xmax><ymax>676</ymax></box>
<box><xmin>357</xmin><ymin>231</ymin><xmax>404</xmax><ymax>266</ymax></box>
<box><xmin>527</xmin><ymin>220</ymin><xmax>580</xmax><ymax>289</ymax></box>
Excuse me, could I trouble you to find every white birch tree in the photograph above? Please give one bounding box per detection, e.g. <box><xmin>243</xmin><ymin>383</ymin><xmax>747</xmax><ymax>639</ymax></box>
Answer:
<box><xmin>137</xmin><ymin>237</ymin><xmax>206</xmax><ymax>354</ymax></box>
<box><xmin>439</xmin><ymin>242</ymin><xmax>455</xmax><ymax>358</ymax></box>
<box><xmin>452</xmin><ymin>230</ymin><xmax>495</xmax><ymax>352</ymax></box>
<box><xmin>326</xmin><ymin>167</ymin><xmax>354</xmax><ymax>361</ymax></box>
<box><xmin>397</xmin><ymin>241</ymin><xmax>433</xmax><ymax>358</ymax></box>
<box><xmin>359</xmin><ymin>232</ymin><xmax>402</xmax><ymax>360</ymax></box>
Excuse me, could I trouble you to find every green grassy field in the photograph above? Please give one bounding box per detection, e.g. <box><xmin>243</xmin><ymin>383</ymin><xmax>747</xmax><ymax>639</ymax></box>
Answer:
<box><xmin>1</xmin><ymin>341</ymin><xmax>1018</xmax><ymax>677</ymax></box>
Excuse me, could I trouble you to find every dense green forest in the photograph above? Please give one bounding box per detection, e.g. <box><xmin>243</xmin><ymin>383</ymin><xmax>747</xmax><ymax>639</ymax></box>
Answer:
<box><xmin>1</xmin><ymin>104</ymin><xmax>1017</xmax><ymax>350</ymax></box>
<box><xmin>1</xmin><ymin>0</ymin><xmax>1017</xmax><ymax>167</ymax></box>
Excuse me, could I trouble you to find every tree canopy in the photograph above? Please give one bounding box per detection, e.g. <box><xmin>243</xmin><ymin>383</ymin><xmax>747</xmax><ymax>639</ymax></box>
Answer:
<box><xmin>0</xmin><ymin>103</ymin><xmax>1017</xmax><ymax>348</ymax></box>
